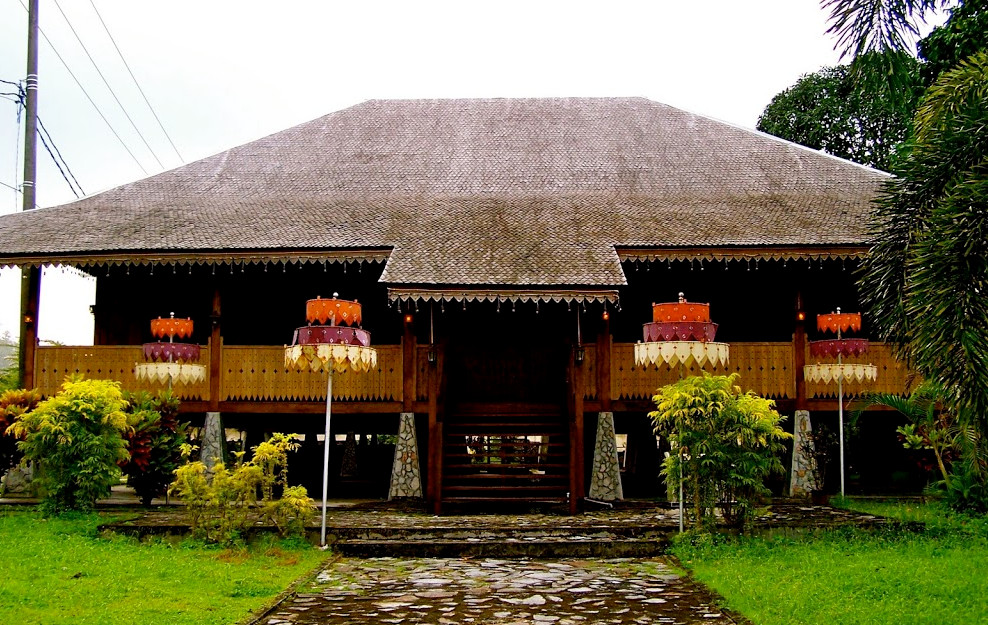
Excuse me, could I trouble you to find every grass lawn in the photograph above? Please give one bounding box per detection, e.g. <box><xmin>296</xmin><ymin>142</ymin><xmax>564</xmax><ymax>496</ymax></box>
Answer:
<box><xmin>671</xmin><ymin>501</ymin><xmax>988</xmax><ymax>625</ymax></box>
<box><xmin>0</xmin><ymin>509</ymin><xmax>329</xmax><ymax>625</ymax></box>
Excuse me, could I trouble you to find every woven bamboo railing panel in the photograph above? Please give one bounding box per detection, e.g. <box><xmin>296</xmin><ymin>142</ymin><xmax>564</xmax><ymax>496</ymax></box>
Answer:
<box><xmin>612</xmin><ymin>342</ymin><xmax>735</xmax><ymax>400</ymax></box>
<box><xmin>35</xmin><ymin>345</ymin><xmax>208</xmax><ymax>400</ymax></box>
<box><xmin>612</xmin><ymin>342</ymin><xmax>794</xmax><ymax>401</ymax></box>
<box><xmin>806</xmin><ymin>342</ymin><xmax>918</xmax><ymax>399</ymax></box>
<box><xmin>724</xmin><ymin>342</ymin><xmax>795</xmax><ymax>399</ymax></box>
<box><xmin>222</xmin><ymin>345</ymin><xmax>400</xmax><ymax>401</ymax></box>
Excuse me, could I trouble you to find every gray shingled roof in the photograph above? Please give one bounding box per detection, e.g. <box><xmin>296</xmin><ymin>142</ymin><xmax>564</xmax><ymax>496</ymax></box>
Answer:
<box><xmin>0</xmin><ymin>97</ymin><xmax>887</xmax><ymax>287</ymax></box>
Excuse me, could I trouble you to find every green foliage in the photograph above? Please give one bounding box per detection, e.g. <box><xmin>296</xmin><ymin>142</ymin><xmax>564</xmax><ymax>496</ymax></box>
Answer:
<box><xmin>8</xmin><ymin>379</ymin><xmax>130</xmax><ymax>514</ymax></box>
<box><xmin>170</xmin><ymin>434</ymin><xmax>314</xmax><ymax>544</ymax></box>
<box><xmin>757</xmin><ymin>56</ymin><xmax>923</xmax><ymax>170</ymax></box>
<box><xmin>858</xmin><ymin>51</ymin><xmax>988</xmax><ymax>492</ymax></box>
<box><xmin>0</xmin><ymin>366</ymin><xmax>17</xmax><ymax>393</ymax></box>
<box><xmin>649</xmin><ymin>373</ymin><xmax>790</xmax><ymax>531</ymax></box>
<box><xmin>262</xmin><ymin>485</ymin><xmax>316</xmax><ymax>538</ymax></box>
<box><xmin>0</xmin><ymin>388</ymin><xmax>41</xmax><ymax>475</ymax></box>
<box><xmin>0</xmin><ymin>510</ymin><xmax>326</xmax><ymax>625</ymax></box>
<box><xmin>917</xmin><ymin>0</ymin><xmax>988</xmax><ymax>84</ymax></box>
<box><xmin>119</xmin><ymin>390</ymin><xmax>188</xmax><ymax>505</ymax></box>
<box><xmin>861</xmin><ymin>383</ymin><xmax>988</xmax><ymax>512</ymax></box>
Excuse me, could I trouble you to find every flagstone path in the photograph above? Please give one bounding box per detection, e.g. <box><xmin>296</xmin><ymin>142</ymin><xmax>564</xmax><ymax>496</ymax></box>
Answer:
<box><xmin>261</xmin><ymin>556</ymin><xmax>744</xmax><ymax>625</ymax></box>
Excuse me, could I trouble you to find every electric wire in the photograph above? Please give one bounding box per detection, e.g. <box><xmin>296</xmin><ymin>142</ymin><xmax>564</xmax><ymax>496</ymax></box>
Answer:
<box><xmin>51</xmin><ymin>0</ymin><xmax>164</xmax><ymax>169</ymax></box>
<box><xmin>0</xmin><ymin>180</ymin><xmax>20</xmax><ymax>193</ymax></box>
<box><xmin>37</xmin><ymin>126</ymin><xmax>79</xmax><ymax>198</ymax></box>
<box><xmin>18</xmin><ymin>0</ymin><xmax>149</xmax><ymax>175</ymax></box>
<box><xmin>38</xmin><ymin>116</ymin><xmax>84</xmax><ymax>196</ymax></box>
<box><xmin>87</xmin><ymin>0</ymin><xmax>184</xmax><ymax>163</ymax></box>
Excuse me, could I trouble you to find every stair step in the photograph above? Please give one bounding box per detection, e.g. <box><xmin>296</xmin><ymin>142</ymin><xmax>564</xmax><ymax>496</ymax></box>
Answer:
<box><xmin>334</xmin><ymin>537</ymin><xmax>670</xmax><ymax>558</ymax></box>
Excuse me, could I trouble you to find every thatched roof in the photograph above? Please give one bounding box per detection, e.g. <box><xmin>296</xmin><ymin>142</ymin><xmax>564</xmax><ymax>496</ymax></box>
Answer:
<box><xmin>0</xmin><ymin>97</ymin><xmax>887</xmax><ymax>294</ymax></box>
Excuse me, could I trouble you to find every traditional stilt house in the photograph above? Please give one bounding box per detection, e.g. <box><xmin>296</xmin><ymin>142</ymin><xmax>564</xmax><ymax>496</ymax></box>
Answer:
<box><xmin>0</xmin><ymin>98</ymin><xmax>916</xmax><ymax>511</ymax></box>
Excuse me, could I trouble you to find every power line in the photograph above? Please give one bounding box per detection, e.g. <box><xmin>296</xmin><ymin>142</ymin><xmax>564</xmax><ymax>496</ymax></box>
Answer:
<box><xmin>18</xmin><ymin>0</ymin><xmax>149</xmax><ymax>175</ymax></box>
<box><xmin>0</xmin><ymin>180</ymin><xmax>20</xmax><ymax>193</ymax></box>
<box><xmin>87</xmin><ymin>0</ymin><xmax>184</xmax><ymax>163</ymax></box>
<box><xmin>51</xmin><ymin>0</ymin><xmax>164</xmax><ymax>169</ymax></box>
<box><xmin>38</xmin><ymin>116</ymin><xmax>84</xmax><ymax>196</ymax></box>
<box><xmin>37</xmin><ymin>124</ymin><xmax>79</xmax><ymax>198</ymax></box>
<box><xmin>4</xmin><ymin>77</ymin><xmax>84</xmax><ymax>200</ymax></box>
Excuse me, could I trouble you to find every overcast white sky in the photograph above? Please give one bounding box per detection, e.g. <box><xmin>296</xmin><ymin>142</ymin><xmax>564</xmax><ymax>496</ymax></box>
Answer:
<box><xmin>0</xmin><ymin>0</ymin><xmax>941</xmax><ymax>346</ymax></box>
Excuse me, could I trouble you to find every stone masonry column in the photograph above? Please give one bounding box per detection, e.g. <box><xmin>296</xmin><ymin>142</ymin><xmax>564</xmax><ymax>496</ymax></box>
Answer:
<box><xmin>201</xmin><ymin>411</ymin><xmax>226</xmax><ymax>472</ymax></box>
<box><xmin>789</xmin><ymin>409</ymin><xmax>815</xmax><ymax>496</ymax></box>
<box><xmin>588</xmin><ymin>411</ymin><xmax>623</xmax><ymax>501</ymax></box>
<box><xmin>389</xmin><ymin>412</ymin><xmax>423</xmax><ymax>499</ymax></box>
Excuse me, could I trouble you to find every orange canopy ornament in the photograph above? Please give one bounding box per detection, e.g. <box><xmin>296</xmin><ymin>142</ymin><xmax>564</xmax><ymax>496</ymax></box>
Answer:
<box><xmin>306</xmin><ymin>296</ymin><xmax>363</xmax><ymax>327</ymax></box>
<box><xmin>635</xmin><ymin>293</ymin><xmax>729</xmax><ymax>369</ymax></box>
<box><xmin>817</xmin><ymin>311</ymin><xmax>862</xmax><ymax>334</ymax></box>
<box><xmin>135</xmin><ymin>313</ymin><xmax>205</xmax><ymax>386</ymax></box>
<box><xmin>150</xmin><ymin>315</ymin><xmax>194</xmax><ymax>339</ymax></box>
<box><xmin>803</xmin><ymin>306</ymin><xmax>876</xmax><ymax>498</ymax></box>
<box><xmin>284</xmin><ymin>292</ymin><xmax>377</xmax><ymax>547</ymax></box>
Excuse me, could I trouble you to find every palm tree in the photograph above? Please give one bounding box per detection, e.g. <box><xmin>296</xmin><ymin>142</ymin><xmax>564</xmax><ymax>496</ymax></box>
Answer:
<box><xmin>824</xmin><ymin>1</ymin><xmax>988</xmax><ymax>505</ymax></box>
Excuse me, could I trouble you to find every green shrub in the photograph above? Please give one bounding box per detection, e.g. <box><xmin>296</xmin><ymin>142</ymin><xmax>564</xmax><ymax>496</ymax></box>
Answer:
<box><xmin>650</xmin><ymin>373</ymin><xmax>790</xmax><ymax>531</ymax></box>
<box><xmin>120</xmin><ymin>390</ymin><xmax>188</xmax><ymax>505</ymax></box>
<box><xmin>170</xmin><ymin>434</ymin><xmax>314</xmax><ymax>544</ymax></box>
<box><xmin>9</xmin><ymin>378</ymin><xmax>130</xmax><ymax>514</ymax></box>
<box><xmin>263</xmin><ymin>485</ymin><xmax>316</xmax><ymax>538</ymax></box>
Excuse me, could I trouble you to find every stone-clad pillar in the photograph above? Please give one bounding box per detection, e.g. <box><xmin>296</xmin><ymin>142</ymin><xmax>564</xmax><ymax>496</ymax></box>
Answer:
<box><xmin>790</xmin><ymin>410</ymin><xmax>815</xmax><ymax>496</ymax></box>
<box><xmin>389</xmin><ymin>412</ymin><xmax>423</xmax><ymax>499</ymax></box>
<box><xmin>201</xmin><ymin>411</ymin><xmax>226</xmax><ymax>472</ymax></box>
<box><xmin>588</xmin><ymin>411</ymin><xmax>623</xmax><ymax>501</ymax></box>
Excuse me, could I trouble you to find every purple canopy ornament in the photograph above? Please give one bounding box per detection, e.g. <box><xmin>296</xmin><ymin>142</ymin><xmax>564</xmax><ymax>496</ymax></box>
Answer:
<box><xmin>134</xmin><ymin>312</ymin><xmax>205</xmax><ymax>388</ymax></box>
<box><xmin>284</xmin><ymin>294</ymin><xmax>377</xmax><ymax>547</ymax></box>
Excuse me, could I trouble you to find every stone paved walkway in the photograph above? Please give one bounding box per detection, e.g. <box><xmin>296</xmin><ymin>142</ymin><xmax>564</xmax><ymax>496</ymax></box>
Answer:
<box><xmin>262</xmin><ymin>557</ymin><xmax>743</xmax><ymax>625</ymax></box>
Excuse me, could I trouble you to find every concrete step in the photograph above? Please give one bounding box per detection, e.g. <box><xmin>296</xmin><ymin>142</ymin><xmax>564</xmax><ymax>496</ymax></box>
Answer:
<box><xmin>334</xmin><ymin>536</ymin><xmax>670</xmax><ymax>558</ymax></box>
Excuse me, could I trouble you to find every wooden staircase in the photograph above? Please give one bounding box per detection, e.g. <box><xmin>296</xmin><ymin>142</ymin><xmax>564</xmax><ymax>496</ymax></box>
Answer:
<box><xmin>441</xmin><ymin>410</ymin><xmax>569</xmax><ymax>505</ymax></box>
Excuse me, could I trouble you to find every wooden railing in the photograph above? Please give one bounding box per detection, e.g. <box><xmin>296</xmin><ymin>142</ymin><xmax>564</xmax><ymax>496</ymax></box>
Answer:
<box><xmin>221</xmin><ymin>345</ymin><xmax>401</xmax><ymax>402</ymax></box>
<box><xmin>35</xmin><ymin>345</ymin><xmax>210</xmax><ymax>401</ymax></box>
<box><xmin>34</xmin><ymin>341</ymin><xmax>915</xmax><ymax>405</ymax></box>
<box><xmin>611</xmin><ymin>342</ymin><xmax>794</xmax><ymax>401</ymax></box>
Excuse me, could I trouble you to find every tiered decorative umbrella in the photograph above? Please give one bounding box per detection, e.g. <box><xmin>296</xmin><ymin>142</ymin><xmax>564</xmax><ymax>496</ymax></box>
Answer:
<box><xmin>284</xmin><ymin>294</ymin><xmax>377</xmax><ymax>546</ymax></box>
<box><xmin>135</xmin><ymin>313</ymin><xmax>206</xmax><ymax>387</ymax></box>
<box><xmin>634</xmin><ymin>293</ymin><xmax>730</xmax><ymax>370</ymax></box>
<box><xmin>804</xmin><ymin>308</ymin><xmax>877</xmax><ymax>497</ymax></box>
<box><xmin>635</xmin><ymin>293</ymin><xmax>729</xmax><ymax>532</ymax></box>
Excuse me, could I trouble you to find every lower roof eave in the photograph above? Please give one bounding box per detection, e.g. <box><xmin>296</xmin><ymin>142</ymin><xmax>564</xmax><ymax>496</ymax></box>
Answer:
<box><xmin>617</xmin><ymin>244</ymin><xmax>869</xmax><ymax>263</ymax></box>
<box><xmin>387</xmin><ymin>286</ymin><xmax>621</xmax><ymax>305</ymax></box>
<box><xmin>0</xmin><ymin>248</ymin><xmax>393</xmax><ymax>270</ymax></box>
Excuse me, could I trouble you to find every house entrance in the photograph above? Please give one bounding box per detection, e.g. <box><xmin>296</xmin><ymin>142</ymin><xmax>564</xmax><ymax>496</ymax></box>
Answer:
<box><xmin>441</xmin><ymin>308</ymin><xmax>572</xmax><ymax>504</ymax></box>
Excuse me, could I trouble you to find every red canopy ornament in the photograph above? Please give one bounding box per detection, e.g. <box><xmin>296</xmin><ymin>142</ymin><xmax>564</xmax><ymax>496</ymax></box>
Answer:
<box><xmin>284</xmin><ymin>292</ymin><xmax>378</xmax><ymax>547</ymax></box>
<box><xmin>808</xmin><ymin>338</ymin><xmax>870</xmax><ymax>359</ymax></box>
<box><xmin>803</xmin><ymin>307</ymin><xmax>877</xmax><ymax>498</ymax></box>
<box><xmin>286</xmin><ymin>295</ymin><xmax>377</xmax><ymax>373</ymax></box>
<box><xmin>135</xmin><ymin>313</ymin><xmax>205</xmax><ymax>385</ymax></box>
<box><xmin>635</xmin><ymin>293</ymin><xmax>729</xmax><ymax>368</ymax></box>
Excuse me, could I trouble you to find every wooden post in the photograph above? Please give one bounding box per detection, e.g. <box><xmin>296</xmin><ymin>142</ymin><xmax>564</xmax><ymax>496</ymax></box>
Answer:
<box><xmin>402</xmin><ymin>314</ymin><xmax>416</xmax><ymax>413</ymax></box>
<box><xmin>598</xmin><ymin>313</ymin><xmax>612</xmax><ymax>412</ymax></box>
<box><xmin>17</xmin><ymin>1</ymin><xmax>40</xmax><ymax>390</ymax></box>
<box><xmin>19</xmin><ymin>267</ymin><xmax>40</xmax><ymax>389</ymax></box>
<box><xmin>427</xmin><ymin>342</ymin><xmax>444</xmax><ymax>514</ymax></box>
<box><xmin>209</xmin><ymin>287</ymin><xmax>222</xmax><ymax>411</ymax></box>
<box><xmin>793</xmin><ymin>291</ymin><xmax>808</xmax><ymax>411</ymax></box>
<box><xmin>568</xmin><ymin>346</ymin><xmax>586</xmax><ymax>515</ymax></box>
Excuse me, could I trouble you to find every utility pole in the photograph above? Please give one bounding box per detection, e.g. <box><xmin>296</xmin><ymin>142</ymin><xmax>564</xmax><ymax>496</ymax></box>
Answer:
<box><xmin>18</xmin><ymin>0</ymin><xmax>41</xmax><ymax>388</ymax></box>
